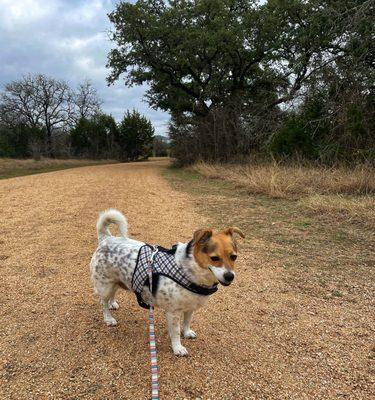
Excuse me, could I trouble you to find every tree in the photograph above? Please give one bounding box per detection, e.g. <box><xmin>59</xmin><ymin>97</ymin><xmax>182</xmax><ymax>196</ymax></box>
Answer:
<box><xmin>70</xmin><ymin>114</ymin><xmax>119</xmax><ymax>158</ymax></box>
<box><xmin>107</xmin><ymin>0</ymin><xmax>353</xmax><ymax>161</ymax></box>
<box><xmin>0</xmin><ymin>75</ymin><xmax>105</xmax><ymax>158</ymax></box>
<box><xmin>0</xmin><ymin>74</ymin><xmax>74</xmax><ymax>157</ymax></box>
<box><xmin>107</xmin><ymin>1</ymin><xmax>346</xmax><ymax>114</ymax></box>
<box><xmin>269</xmin><ymin>0</ymin><xmax>375</xmax><ymax>164</ymax></box>
<box><xmin>116</xmin><ymin>110</ymin><xmax>154</xmax><ymax>161</ymax></box>
<box><xmin>74</xmin><ymin>80</ymin><xmax>102</xmax><ymax>120</ymax></box>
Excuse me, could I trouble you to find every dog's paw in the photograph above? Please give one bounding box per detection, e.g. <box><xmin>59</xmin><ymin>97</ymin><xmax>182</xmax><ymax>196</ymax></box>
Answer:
<box><xmin>104</xmin><ymin>317</ymin><xmax>118</xmax><ymax>327</ymax></box>
<box><xmin>173</xmin><ymin>344</ymin><xmax>188</xmax><ymax>357</ymax></box>
<box><xmin>109</xmin><ymin>301</ymin><xmax>119</xmax><ymax>310</ymax></box>
<box><xmin>183</xmin><ymin>329</ymin><xmax>197</xmax><ymax>339</ymax></box>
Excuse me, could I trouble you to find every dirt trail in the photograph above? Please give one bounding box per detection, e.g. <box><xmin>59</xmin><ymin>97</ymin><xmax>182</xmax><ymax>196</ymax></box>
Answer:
<box><xmin>0</xmin><ymin>160</ymin><xmax>373</xmax><ymax>400</ymax></box>
<box><xmin>0</xmin><ymin>160</ymin><xmax>208</xmax><ymax>399</ymax></box>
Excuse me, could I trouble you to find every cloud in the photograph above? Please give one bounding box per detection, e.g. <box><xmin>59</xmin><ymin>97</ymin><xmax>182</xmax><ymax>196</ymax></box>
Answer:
<box><xmin>0</xmin><ymin>0</ymin><xmax>58</xmax><ymax>27</ymax></box>
<box><xmin>0</xmin><ymin>0</ymin><xmax>169</xmax><ymax>136</ymax></box>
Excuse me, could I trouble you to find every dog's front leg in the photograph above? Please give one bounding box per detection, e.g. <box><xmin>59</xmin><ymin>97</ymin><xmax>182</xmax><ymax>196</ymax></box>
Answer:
<box><xmin>166</xmin><ymin>311</ymin><xmax>188</xmax><ymax>356</ymax></box>
<box><xmin>182</xmin><ymin>311</ymin><xmax>197</xmax><ymax>339</ymax></box>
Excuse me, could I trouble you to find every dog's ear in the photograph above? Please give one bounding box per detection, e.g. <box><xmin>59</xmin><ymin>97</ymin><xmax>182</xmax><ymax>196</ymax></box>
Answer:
<box><xmin>193</xmin><ymin>228</ymin><xmax>213</xmax><ymax>245</ymax></box>
<box><xmin>224</xmin><ymin>227</ymin><xmax>245</xmax><ymax>238</ymax></box>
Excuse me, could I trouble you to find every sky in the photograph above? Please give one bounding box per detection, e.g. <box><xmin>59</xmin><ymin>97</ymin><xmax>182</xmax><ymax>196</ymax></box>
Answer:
<box><xmin>0</xmin><ymin>0</ymin><xmax>169</xmax><ymax>136</ymax></box>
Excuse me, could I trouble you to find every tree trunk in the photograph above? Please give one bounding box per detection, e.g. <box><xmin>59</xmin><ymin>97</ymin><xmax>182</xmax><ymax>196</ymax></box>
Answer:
<box><xmin>46</xmin><ymin>126</ymin><xmax>54</xmax><ymax>158</ymax></box>
<box><xmin>224</xmin><ymin>91</ymin><xmax>243</xmax><ymax>160</ymax></box>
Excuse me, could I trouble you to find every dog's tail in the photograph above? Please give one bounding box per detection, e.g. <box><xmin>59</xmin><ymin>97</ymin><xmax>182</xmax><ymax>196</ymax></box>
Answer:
<box><xmin>96</xmin><ymin>209</ymin><xmax>128</xmax><ymax>242</ymax></box>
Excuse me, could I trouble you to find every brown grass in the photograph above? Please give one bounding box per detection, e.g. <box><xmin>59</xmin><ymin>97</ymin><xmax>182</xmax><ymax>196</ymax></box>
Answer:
<box><xmin>0</xmin><ymin>157</ymin><xmax>118</xmax><ymax>179</ymax></box>
<box><xmin>165</xmin><ymin>163</ymin><xmax>375</xmax><ymax>399</ymax></box>
<box><xmin>191</xmin><ymin>161</ymin><xmax>375</xmax><ymax>225</ymax></box>
<box><xmin>192</xmin><ymin>161</ymin><xmax>375</xmax><ymax>198</ymax></box>
<box><xmin>300</xmin><ymin>194</ymin><xmax>375</xmax><ymax>226</ymax></box>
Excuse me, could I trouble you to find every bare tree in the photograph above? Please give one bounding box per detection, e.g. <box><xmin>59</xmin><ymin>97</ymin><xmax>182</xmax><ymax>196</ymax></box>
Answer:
<box><xmin>74</xmin><ymin>80</ymin><xmax>102</xmax><ymax>120</ymax></box>
<box><xmin>0</xmin><ymin>76</ymin><xmax>43</xmax><ymax>128</ymax></box>
<box><xmin>1</xmin><ymin>74</ymin><xmax>74</xmax><ymax>157</ymax></box>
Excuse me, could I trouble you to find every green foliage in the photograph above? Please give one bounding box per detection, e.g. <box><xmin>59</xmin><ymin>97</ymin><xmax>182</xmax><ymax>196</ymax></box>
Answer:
<box><xmin>70</xmin><ymin>111</ymin><xmax>155</xmax><ymax>161</ymax></box>
<box><xmin>0</xmin><ymin>123</ymin><xmax>43</xmax><ymax>158</ymax></box>
<box><xmin>0</xmin><ymin>129</ymin><xmax>15</xmax><ymax>157</ymax></box>
<box><xmin>107</xmin><ymin>0</ymin><xmax>341</xmax><ymax>115</ymax></box>
<box><xmin>116</xmin><ymin>110</ymin><xmax>154</xmax><ymax>161</ymax></box>
<box><xmin>270</xmin><ymin>95</ymin><xmax>329</xmax><ymax>159</ymax></box>
<box><xmin>70</xmin><ymin>114</ymin><xmax>119</xmax><ymax>158</ymax></box>
<box><xmin>108</xmin><ymin>0</ymin><xmax>374</xmax><ymax>165</ymax></box>
<box><xmin>271</xmin><ymin>90</ymin><xmax>374</xmax><ymax>164</ymax></box>
<box><xmin>270</xmin><ymin>116</ymin><xmax>317</xmax><ymax>159</ymax></box>
<box><xmin>70</xmin><ymin>118</ymin><xmax>91</xmax><ymax>156</ymax></box>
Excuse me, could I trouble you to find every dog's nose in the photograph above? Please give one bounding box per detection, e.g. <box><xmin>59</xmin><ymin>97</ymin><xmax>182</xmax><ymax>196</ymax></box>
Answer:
<box><xmin>223</xmin><ymin>271</ymin><xmax>234</xmax><ymax>282</ymax></box>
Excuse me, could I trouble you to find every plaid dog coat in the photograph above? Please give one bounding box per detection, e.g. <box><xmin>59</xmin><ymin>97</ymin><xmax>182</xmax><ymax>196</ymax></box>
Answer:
<box><xmin>132</xmin><ymin>244</ymin><xmax>218</xmax><ymax>309</ymax></box>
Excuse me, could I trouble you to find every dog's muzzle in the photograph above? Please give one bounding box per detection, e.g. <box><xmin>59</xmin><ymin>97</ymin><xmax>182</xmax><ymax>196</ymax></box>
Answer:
<box><xmin>209</xmin><ymin>266</ymin><xmax>235</xmax><ymax>286</ymax></box>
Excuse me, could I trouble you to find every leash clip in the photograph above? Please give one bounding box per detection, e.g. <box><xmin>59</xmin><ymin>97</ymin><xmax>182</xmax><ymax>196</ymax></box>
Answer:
<box><xmin>149</xmin><ymin>246</ymin><xmax>159</xmax><ymax>264</ymax></box>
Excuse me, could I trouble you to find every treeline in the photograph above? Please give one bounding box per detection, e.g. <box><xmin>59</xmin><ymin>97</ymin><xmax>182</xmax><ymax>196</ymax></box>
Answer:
<box><xmin>0</xmin><ymin>74</ymin><xmax>156</xmax><ymax>160</ymax></box>
<box><xmin>108</xmin><ymin>0</ymin><xmax>374</xmax><ymax>165</ymax></box>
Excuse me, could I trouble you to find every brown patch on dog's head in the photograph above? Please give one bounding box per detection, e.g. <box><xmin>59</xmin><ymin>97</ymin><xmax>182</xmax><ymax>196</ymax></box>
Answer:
<box><xmin>192</xmin><ymin>227</ymin><xmax>245</xmax><ymax>269</ymax></box>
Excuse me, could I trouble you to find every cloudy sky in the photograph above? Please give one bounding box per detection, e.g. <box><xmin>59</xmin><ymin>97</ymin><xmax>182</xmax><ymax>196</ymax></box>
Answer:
<box><xmin>0</xmin><ymin>0</ymin><xmax>169</xmax><ymax>135</ymax></box>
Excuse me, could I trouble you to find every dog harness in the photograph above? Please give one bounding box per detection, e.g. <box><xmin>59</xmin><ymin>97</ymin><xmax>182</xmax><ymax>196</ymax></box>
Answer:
<box><xmin>132</xmin><ymin>244</ymin><xmax>218</xmax><ymax>309</ymax></box>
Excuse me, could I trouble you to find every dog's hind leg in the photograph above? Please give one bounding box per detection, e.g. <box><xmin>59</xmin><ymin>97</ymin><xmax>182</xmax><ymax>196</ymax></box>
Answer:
<box><xmin>97</xmin><ymin>282</ymin><xmax>118</xmax><ymax>326</ymax></box>
<box><xmin>109</xmin><ymin>293</ymin><xmax>119</xmax><ymax>310</ymax></box>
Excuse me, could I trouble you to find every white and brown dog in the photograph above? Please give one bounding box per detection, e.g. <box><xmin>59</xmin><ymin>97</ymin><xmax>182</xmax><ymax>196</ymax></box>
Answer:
<box><xmin>90</xmin><ymin>209</ymin><xmax>244</xmax><ymax>356</ymax></box>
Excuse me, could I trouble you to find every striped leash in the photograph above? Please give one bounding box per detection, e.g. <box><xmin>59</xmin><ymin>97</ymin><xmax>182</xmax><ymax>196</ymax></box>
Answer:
<box><xmin>148</xmin><ymin>247</ymin><xmax>159</xmax><ymax>400</ymax></box>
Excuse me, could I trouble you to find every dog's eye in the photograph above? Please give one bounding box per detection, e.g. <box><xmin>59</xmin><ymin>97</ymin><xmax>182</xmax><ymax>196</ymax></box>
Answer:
<box><xmin>230</xmin><ymin>254</ymin><xmax>237</xmax><ymax>261</ymax></box>
<box><xmin>210</xmin><ymin>256</ymin><xmax>220</xmax><ymax>262</ymax></box>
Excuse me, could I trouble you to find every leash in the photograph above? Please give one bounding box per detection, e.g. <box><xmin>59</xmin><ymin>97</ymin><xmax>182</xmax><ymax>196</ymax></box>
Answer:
<box><xmin>148</xmin><ymin>247</ymin><xmax>160</xmax><ymax>400</ymax></box>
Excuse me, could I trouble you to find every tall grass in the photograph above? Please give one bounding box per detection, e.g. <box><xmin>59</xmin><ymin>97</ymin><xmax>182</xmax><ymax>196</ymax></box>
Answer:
<box><xmin>191</xmin><ymin>161</ymin><xmax>375</xmax><ymax>225</ymax></box>
<box><xmin>192</xmin><ymin>161</ymin><xmax>375</xmax><ymax>198</ymax></box>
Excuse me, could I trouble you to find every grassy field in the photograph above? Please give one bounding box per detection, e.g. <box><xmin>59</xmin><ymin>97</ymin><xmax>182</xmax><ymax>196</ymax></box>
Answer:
<box><xmin>192</xmin><ymin>161</ymin><xmax>375</xmax><ymax>227</ymax></box>
<box><xmin>0</xmin><ymin>158</ymin><xmax>118</xmax><ymax>179</ymax></box>
<box><xmin>164</xmin><ymin>163</ymin><xmax>374</xmax><ymax>397</ymax></box>
<box><xmin>165</xmin><ymin>162</ymin><xmax>374</xmax><ymax>296</ymax></box>
<box><xmin>192</xmin><ymin>161</ymin><xmax>375</xmax><ymax>196</ymax></box>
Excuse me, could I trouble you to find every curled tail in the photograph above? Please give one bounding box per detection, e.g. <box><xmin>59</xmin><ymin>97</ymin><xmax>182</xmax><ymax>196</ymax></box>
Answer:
<box><xmin>96</xmin><ymin>209</ymin><xmax>128</xmax><ymax>242</ymax></box>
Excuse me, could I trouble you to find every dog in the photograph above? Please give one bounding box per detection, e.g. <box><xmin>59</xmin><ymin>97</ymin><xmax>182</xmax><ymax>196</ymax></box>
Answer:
<box><xmin>90</xmin><ymin>209</ymin><xmax>244</xmax><ymax>356</ymax></box>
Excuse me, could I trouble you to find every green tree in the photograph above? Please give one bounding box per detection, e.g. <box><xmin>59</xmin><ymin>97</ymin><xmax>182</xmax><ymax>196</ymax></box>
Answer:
<box><xmin>107</xmin><ymin>1</ymin><xmax>346</xmax><ymax>114</ymax></box>
<box><xmin>70</xmin><ymin>114</ymin><xmax>119</xmax><ymax>158</ymax></box>
<box><xmin>0</xmin><ymin>119</ymin><xmax>44</xmax><ymax>158</ymax></box>
<box><xmin>117</xmin><ymin>110</ymin><xmax>154</xmax><ymax>161</ymax></box>
<box><xmin>107</xmin><ymin>0</ymin><xmax>357</xmax><ymax>162</ymax></box>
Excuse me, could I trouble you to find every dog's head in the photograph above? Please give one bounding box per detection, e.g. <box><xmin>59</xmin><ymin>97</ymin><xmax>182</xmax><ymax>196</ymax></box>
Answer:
<box><xmin>192</xmin><ymin>227</ymin><xmax>245</xmax><ymax>286</ymax></box>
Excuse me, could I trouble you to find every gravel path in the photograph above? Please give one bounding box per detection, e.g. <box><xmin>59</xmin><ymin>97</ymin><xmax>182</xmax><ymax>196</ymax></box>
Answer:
<box><xmin>0</xmin><ymin>160</ymin><xmax>373</xmax><ymax>399</ymax></box>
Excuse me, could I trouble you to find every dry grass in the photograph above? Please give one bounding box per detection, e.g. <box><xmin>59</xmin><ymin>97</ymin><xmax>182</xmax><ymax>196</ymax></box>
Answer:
<box><xmin>192</xmin><ymin>161</ymin><xmax>375</xmax><ymax>225</ymax></box>
<box><xmin>300</xmin><ymin>194</ymin><xmax>375</xmax><ymax>226</ymax></box>
<box><xmin>0</xmin><ymin>157</ymin><xmax>117</xmax><ymax>179</ymax></box>
<box><xmin>192</xmin><ymin>161</ymin><xmax>375</xmax><ymax>198</ymax></box>
<box><xmin>165</xmin><ymin>164</ymin><xmax>375</xmax><ymax>399</ymax></box>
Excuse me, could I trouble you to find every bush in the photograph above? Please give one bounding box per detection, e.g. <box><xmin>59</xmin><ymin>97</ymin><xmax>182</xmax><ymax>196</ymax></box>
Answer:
<box><xmin>269</xmin><ymin>95</ymin><xmax>330</xmax><ymax>160</ymax></box>
<box><xmin>116</xmin><ymin>110</ymin><xmax>154</xmax><ymax>161</ymax></box>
